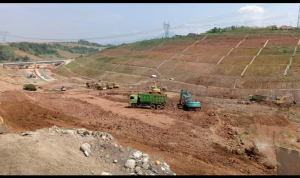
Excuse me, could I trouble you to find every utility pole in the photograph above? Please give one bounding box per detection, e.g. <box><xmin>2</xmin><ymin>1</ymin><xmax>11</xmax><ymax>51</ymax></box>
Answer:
<box><xmin>297</xmin><ymin>5</ymin><xmax>300</xmax><ymax>27</ymax></box>
<box><xmin>163</xmin><ymin>21</ymin><xmax>170</xmax><ymax>38</ymax></box>
<box><xmin>1</xmin><ymin>31</ymin><xmax>9</xmax><ymax>44</ymax></box>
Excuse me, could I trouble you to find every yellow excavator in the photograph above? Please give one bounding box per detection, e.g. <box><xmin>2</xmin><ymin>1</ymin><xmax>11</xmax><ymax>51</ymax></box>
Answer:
<box><xmin>273</xmin><ymin>93</ymin><xmax>296</xmax><ymax>105</ymax></box>
<box><xmin>149</xmin><ymin>81</ymin><xmax>161</xmax><ymax>94</ymax></box>
<box><xmin>106</xmin><ymin>83</ymin><xmax>114</xmax><ymax>89</ymax></box>
<box><xmin>113</xmin><ymin>80</ymin><xmax>119</xmax><ymax>88</ymax></box>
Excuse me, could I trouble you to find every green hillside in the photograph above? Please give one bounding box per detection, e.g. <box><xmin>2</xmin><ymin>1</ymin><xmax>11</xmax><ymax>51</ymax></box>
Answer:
<box><xmin>53</xmin><ymin>32</ymin><xmax>300</xmax><ymax>92</ymax></box>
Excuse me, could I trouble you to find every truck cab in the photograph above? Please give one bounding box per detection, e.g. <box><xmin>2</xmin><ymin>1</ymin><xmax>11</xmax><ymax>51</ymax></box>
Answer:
<box><xmin>129</xmin><ymin>94</ymin><xmax>138</xmax><ymax>107</ymax></box>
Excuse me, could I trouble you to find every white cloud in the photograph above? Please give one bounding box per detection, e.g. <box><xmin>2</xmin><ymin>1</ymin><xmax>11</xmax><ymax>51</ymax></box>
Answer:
<box><xmin>237</xmin><ymin>5</ymin><xmax>264</xmax><ymax>14</ymax></box>
<box><xmin>237</xmin><ymin>5</ymin><xmax>265</xmax><ymax>27</ymax></box>
<box><xmin>133</xmin><ymin>30</ymin><xmax>139</xmax><ymax>33</ymax></box>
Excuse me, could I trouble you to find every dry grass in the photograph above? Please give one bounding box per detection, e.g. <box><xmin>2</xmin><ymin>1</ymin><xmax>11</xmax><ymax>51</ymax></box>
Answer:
<box><xmin>260</xmin><ymin>46</ymin><xmax>294</xmax><ymax>56</ymax></box>
<box><xmin>196</xmin><ymin>40</ymin><xmax>240</xmax><ymax>48</ymax></box>
<box><xmin>151</xmin><ymin>45</ymin><xmax>191</xmax><ymax>53</ymax></box>
<box><xmin>209</xmin><ymin>64</ymin><xmax>246</xmax><ymax>76</ymax></box>
<box><xmin>52</xmin><ymin>33</ymin><xmax>300</xmax><ymax>90</ymax></box>
<box><xmin>266</xmin><ymin>39</ymin><xmax>298</xmax><ymax>47</ymax></box>
<box><xmin>205</xmin><ymin>34</ymin><xmax>246</xmax><ymax>40</ymax></box>
<box><xmin>114</xmin><ymin>65</ymin><xmax>159</xmax><ymax>78</ymax></box>
<box><xmin>172</xmin><ymin>54</ymin><xmax>222</xmax><ymax>64</ymax></box>
<box><xmin>220</xmin><ymin>56</ymin><xmax>253</xmax><ymax>65</ymax></box>
<box><xmin>239</xmin><ymin>39</ymin><xmax>266</xmax><ymax>48</ymax></box>
<box><xmin>244</xmin><ymin>65</ymin><xmax>286</xmax><ymax>76</ymax></box>
<box><xmin>229</xmin><ymin>48</ymin><xmax>261</xmax><ymax>56</ymax></box>
<box><xmin>184</xmin><ymin>46</ymin><xmax>231</xmax><ymax>55</ymax></box>
<box><xmin>252</xmin><ymin>55</ymin><xmax>290</xmax><ymax>65</ymax></box>
<box><xmin>126</xmin><ymin>58</ymin><xmax>165</xmax><ymax>68</ymax></box>
<box><xmin>57</xmin><ymin>50</ymin><xmax>81</xmax><ymax>59</ymax></box>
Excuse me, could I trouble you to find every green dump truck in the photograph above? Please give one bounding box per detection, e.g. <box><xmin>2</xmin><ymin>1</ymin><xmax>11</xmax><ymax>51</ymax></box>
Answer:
<box><xmin>129</xmin><ymin>93</ymin><xmax>167</xmax><ymax>109</ymax></box>
<box><xmin>249</xmin><ymin>95</ymin><xmax>267</xmax><ymax>101</ymax></box>
<box><xmin>23</xmin><ymin>84</ymin><xmax>38</xmax><ymax>91</ymax></box>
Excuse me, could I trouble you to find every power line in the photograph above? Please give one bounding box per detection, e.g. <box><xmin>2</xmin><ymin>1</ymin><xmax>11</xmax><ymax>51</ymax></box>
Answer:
<box><xmin>176</xmin><ymin>13</ymin><xmax>298</xmax><ymax>29</ymax></box>
<box><xmin>6</xmin><ymin>3</ymin><xmax>280</xmax><ymax>41</ymax></box>
<box><xmin>1</xmin><ymin>31</ymin><xmax>9</xmax><ymax>44</ymax></box>
<box><xmin>171</xmin><ymin>3</ymin><xmax>279</xmax><ymax>29</ymax></box>
<box><xmin>163</xmin><ymin>21</ymin><xmax>170</xmax><ymax>38</ymax></box>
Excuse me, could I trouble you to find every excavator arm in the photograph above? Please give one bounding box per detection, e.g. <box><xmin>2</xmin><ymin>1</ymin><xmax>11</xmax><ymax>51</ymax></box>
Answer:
<box><xmin>274</xmin><ymin>93</ymin><xmax>296</xmax><ymax>104</ymax></box>
<box><xmin>178</xmin><ymin>89</ymin><xmax>191</xmax><ymax>105</ymax></box>
<box><xmin>281</xmin><ymin>94</ymin><xmax>296</xmax><ymax>104</ymax></box>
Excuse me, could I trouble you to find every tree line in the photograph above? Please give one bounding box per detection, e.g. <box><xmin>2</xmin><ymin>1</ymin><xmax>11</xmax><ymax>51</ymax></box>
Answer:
<box><xmin>205</xmin><ymin>25</ymin><xmax>300</xmax><ymax>34</ymax></box>
<box><xmin>61</xmin><ymin>39</ymin><xmax>115</xmax><ymax>48</ymax></box>
<box><xmin>0</xmin><ymin>46</ymin><xmax>30</xmax><ymax>62</ymax></box>
<box><xmin>8</xmin><ymin>42</ymin><xmax>99</xmax><ymax>58</ymax></box>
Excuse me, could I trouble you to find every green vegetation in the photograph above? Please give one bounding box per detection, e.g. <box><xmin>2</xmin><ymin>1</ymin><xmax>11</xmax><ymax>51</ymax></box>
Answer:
<box><xmin>243</xmin><ymin>127</ymin><xmax>254</xmax><ymax>135</ymax></box>
<box><xmin>61</xmin><ymin>39</ymin><xmax>114</xmax><ymax>48</ymax></box>
<box><xmin>205</xmin><ymin>25</ymin><xmax>300</xmax><ymax>34</ymax></box>
<box><xmin>0</xmin><ymin>45</ymin><xmax>30</xmax><ymax>62</ymax></box>
<box><xmin>8</xmin><ymin>42</ymin><xmax>99</xmax><ymax>59</ymax></box>
<box><xmin>233</xmin><ymin>134</ymin><xmax>243</xmax><ymax>142</ymax></box>
<box><xmin>279</xmin><ymin>142</ymin><xmax>294</xmax><ymax>149</ymax></box>
<box><xmin>277</xmin><ymin>129</ymin><xmax>293</xmax><ymax>139</ymax></box>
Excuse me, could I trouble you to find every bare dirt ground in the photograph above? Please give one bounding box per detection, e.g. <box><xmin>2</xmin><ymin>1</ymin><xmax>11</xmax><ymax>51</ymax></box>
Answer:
<box><xmin>1</xmin><ymin>66</ymin><xmax>300</xmax><ymax>175</ymax></box>
<box><xmin>14</xmin><ymin>50</ymin><xmax>43</xmax><ymax>61</ymax></box>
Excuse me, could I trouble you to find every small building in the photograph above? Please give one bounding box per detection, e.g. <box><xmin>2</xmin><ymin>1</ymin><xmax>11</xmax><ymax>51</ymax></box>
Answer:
<box><xmin>279</xmin><ymin>25</ymin><xmax>294</xmax><ymax>30</ymax></box>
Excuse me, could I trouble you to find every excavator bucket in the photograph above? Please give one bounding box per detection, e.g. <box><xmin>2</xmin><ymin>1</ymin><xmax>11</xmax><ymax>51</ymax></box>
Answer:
<box><xmin>0</xmin><ymin>117</ymin><xmax>9</xmax><ymax>134</ymax></box>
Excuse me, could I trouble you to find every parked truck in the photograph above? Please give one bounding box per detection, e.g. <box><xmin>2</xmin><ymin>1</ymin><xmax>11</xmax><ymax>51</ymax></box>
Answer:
<box><xmin>249</xmin><ymin>95</ymin><xmax>267</xmax><ymax>101</ymax></box>
<box><xmin>23</xmin><ymin>84</ymin><xmax>38</xmax><ymax>91</ymax></box>
<box><xmin>129</xmin><ymin>93</ymin><xmax>167</xmax><ymax>109</ymax></box>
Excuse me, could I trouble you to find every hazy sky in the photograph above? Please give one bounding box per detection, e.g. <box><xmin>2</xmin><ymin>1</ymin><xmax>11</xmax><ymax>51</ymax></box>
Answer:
<box><xmin>0</xmin><ymin>3</ymin><xmax>299</xmax><ymax>45</ymax></box>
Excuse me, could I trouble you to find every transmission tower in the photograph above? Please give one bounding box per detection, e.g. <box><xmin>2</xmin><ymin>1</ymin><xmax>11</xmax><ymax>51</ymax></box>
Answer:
<box><xmin>163</xmin><ymin>21</ymin><xmax>170</xmax><ymax>38</ymax></box>
<box><xmin>298</xmin><ymin>5</ymin><xmax>300</xmax><ymax>27</ymax></box>
<box><xmin>1</xmin><ymin>31</ymin><xmax>9</xmax><ymax>44</ymax></box>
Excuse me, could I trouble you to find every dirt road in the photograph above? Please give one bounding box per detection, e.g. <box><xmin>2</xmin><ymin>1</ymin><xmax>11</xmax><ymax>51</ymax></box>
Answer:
<box><xmin>1</xmin><ymin>67</ymin><xmax>300</xmax><ymax>175</ymax></box>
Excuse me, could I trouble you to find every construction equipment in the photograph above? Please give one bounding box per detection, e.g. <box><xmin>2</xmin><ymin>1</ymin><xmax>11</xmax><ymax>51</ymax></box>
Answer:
<box><xmin>23</xmin><ymin>84</ymin><xmax>38</xmax><ymax>91</ymax></box>
<box><xmin>90</xmin><ymin>82</ymin><xmax>106</xmax><ymax>90</ymax></box>
<box><xmin>249</xmin><ymin>95</ymin><xmax>267</xmax><ymax>101</ymax></box>
<box><xmin>113</xmin><ymin>80</ymin><xmax>119</xmax><ymax>88</ymax></box>
<box><xmin>61</xmin><ymin>86</ymin><xmax>67</xmax><ymax>91</ymax></box>
<box><xmin>177</xmin><ymin>89</ymin><xmax>201</xmax><ymax>111</ymax></box>
<box><xmin>273</xmin><ymin>93</ymin><xmax>296</xmax><ymax>105</ymax></box>
<box><xmin>129</xmin><ymin>92</ymin><xmax>167</xmax><ymax>109</ymax></box>
<box><xmin>0</xmin><ymin>116</ymin><xmax>9</xmax><ymax>134</ymax></box>
<box><xmin>149</xmin><ymin>81</ymin><xmax>161</xmax><ymax>94</ymax></box>
<box><xmin>106</xmin><ymin>83</ymin><xmax>114</xmax><ymax>89</ymax></box>
<box><xmin>27</xmin><ymin>73</ymin><xmax>36</xmax><ymax>78</ymax></box>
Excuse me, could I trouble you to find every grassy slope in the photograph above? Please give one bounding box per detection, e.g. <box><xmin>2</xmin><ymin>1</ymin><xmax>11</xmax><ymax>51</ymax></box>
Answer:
<box><xmin>53</xmin><ymin>32</ymin><xmax>300</xmax><ymax>89</ymax></box>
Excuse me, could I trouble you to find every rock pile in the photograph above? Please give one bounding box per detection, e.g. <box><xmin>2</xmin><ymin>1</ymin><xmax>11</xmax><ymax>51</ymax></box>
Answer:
<box><xmin>27</xmin><ymin>125</ymin><xmax>176</xmax><ymax>175</ymax></box>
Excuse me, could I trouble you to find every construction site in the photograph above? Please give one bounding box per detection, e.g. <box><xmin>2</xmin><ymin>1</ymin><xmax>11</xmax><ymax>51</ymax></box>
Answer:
<box><xmin>1</xmin><ymin>32</ymin><xmax>300</xmax><ymax>175</ymax></box>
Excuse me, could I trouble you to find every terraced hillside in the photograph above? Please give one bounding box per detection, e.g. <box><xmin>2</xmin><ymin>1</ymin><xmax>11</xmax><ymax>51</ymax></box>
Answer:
<box><xmin>53</xmin><ymin>33</ymin><xmax>300</xmax><ymax>102</ymax></box>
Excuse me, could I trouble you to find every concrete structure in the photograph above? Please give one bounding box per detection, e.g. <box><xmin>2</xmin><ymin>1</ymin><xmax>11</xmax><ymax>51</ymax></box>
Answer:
<box><xmin>0</xmin><ymin>60</ymin><xmax>67</xmax><ymax>67</ymax></box>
